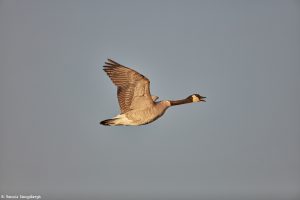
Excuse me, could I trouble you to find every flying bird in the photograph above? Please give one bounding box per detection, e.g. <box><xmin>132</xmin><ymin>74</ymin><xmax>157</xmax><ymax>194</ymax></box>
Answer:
<box><xmin>100</xmin><ymin>59</ymin><xmax>206</xmax><ymax>126</ymax></box>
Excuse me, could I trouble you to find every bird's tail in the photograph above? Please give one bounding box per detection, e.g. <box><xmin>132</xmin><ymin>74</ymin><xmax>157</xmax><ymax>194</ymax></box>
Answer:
<box><xmin>100</xmin><ymin>118</ymin><xmax>117</xmax><ymax>126</ymax></box>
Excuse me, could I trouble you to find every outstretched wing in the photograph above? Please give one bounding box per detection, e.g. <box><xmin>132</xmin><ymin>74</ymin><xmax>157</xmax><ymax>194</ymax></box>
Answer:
<box><xmin>103</xmin><ymin>59</ymin><xmax>154</xmax><ymax>114</ymax></box>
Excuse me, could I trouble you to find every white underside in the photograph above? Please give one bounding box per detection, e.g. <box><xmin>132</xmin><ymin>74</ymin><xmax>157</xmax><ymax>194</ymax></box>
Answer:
<box><xmin>112</xmin><ymin>114</ymin><xmax>137</xmax><ymax>126</ymax></box>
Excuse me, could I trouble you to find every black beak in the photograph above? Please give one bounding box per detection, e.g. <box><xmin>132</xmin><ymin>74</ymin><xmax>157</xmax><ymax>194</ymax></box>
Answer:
<box><xmin>200</xmin><ymin>96</ymin><xmax>206</xmax><ymax>102</ymax></box>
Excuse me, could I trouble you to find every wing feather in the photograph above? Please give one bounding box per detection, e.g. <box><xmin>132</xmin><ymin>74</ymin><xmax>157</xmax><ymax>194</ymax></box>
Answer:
<box><xmin>103</xmin><ymin>59</ymin><xmax>154</xmax><ymax>113</ymax></box>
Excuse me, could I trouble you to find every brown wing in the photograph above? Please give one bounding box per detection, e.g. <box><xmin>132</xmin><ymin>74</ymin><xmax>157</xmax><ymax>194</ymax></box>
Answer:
<box><xmin>103</xmin><ymin>59</ymin><xmax>154</xmax><ymax>114</ymax></box>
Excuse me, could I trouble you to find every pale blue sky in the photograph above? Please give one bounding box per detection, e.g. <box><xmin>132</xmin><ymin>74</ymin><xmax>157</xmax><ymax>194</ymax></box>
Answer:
<box><xmin>1</xmin><ymin>1</ymin><xmax>300</xmax><ymax>200</ymax></box>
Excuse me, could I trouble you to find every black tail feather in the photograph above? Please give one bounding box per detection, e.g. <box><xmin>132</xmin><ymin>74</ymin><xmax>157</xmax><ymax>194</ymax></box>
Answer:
<box><xmin>100</xmin><ymin>119</ymin><xmax>114</xmax><ymax>126</ymax></box>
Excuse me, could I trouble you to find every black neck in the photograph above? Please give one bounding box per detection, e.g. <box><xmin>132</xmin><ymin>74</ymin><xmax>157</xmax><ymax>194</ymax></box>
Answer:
<box><xmin>169</xmin><ymin>97</ymin><xmax>192</xmax><ymax>106</ymax></box>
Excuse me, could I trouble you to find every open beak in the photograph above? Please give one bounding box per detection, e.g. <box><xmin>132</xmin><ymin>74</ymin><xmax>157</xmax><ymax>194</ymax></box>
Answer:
<box><xmin>200</xmin><ymin>96</ymin><xmax>206</xmax><ymax>102</ymax></box>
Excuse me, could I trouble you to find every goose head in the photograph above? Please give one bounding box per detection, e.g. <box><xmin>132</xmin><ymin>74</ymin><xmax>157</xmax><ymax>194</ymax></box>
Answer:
<box><xmin>189</xmin><ymin>94</ymin><xmax>206</xmax><ymax>102</ymax></box>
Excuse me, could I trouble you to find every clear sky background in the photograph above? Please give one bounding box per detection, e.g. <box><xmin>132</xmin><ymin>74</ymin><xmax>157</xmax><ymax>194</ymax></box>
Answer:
<box><xmin>0</xmin><ymin>1</ymin><xmax>300</xmax><ymax>200</ymax></box>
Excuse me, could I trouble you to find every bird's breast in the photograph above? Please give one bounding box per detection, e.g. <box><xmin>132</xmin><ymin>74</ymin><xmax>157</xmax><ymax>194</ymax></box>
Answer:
<box><xmin>125</xmin><ymin>105</ymin><xmax>168</xmax><ymax>125</ymax></box>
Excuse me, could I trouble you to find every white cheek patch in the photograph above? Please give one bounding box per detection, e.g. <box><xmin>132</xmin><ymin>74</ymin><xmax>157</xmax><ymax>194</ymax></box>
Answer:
<box><xmin>192</xmin><ymin>95</ymin><xmax>200</xmax><ymax>102</ymax></box>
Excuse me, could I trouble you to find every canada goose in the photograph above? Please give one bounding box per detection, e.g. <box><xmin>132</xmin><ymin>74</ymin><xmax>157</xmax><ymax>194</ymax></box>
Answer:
<box><xmin>100</xmin><ymin>59</ymin><xmax>206</xmax><ymax>126</ymax></box>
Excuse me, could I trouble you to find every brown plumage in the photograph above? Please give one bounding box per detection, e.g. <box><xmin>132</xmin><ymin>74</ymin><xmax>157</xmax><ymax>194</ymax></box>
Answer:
<box><xmin>103</xmin><ymin>59</ymin><xmax>153</xmax><ymax>114</ymax></box>
<box><xmin>100</xmin><ymin>59</ymin><xmax>206</xmax><ymax>126</ymax></box>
